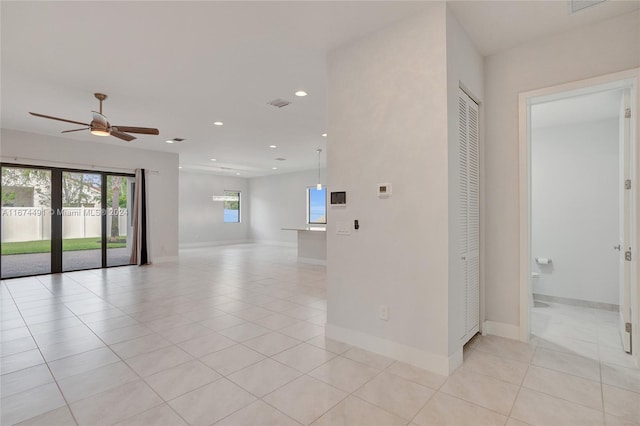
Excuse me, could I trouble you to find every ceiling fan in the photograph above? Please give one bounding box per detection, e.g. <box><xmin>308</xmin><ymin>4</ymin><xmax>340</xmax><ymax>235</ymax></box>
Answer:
<box><xmin>29</xmin><ymin>93</ymin><xmax>159</xmax><ymax>142</ymax></box>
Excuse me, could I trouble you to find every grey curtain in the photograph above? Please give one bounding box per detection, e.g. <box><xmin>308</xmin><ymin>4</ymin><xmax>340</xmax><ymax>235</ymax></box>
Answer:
<box><xmin>129</xmin><ymin>168</ymin><xmax>150</xmax><ymax>265</ymax></box>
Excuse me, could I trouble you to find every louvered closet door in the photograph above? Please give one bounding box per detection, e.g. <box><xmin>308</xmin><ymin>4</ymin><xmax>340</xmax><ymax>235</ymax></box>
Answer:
<box><xmin>459</xmin><ymin>88</ymin><xmax>480</xmax><ymax>344</ymax></box>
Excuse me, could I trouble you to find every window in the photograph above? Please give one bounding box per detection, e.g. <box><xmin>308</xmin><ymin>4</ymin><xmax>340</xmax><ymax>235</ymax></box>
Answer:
<box><xmin>223</xmin><ymin>190</ymin><xmax>240</xmax><ymax>223</ymax></box>
<box><xmin>307</xmin><ymin>187</ymin><xmax>326</xmax><ymax>224</ymax></box>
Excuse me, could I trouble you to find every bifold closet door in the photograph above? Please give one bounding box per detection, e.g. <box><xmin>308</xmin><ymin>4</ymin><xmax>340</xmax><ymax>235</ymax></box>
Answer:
<box><xmin>459</xmin><ymin>88</ymin><xmax>480</xmax><ymax>343</ymax></box>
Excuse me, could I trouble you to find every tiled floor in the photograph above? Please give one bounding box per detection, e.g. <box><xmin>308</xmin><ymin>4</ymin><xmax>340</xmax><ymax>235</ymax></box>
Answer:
<box><xmin>1</xmin><ymin>244</ymin><xmax>639</xmax><ymax>425</ymax></box>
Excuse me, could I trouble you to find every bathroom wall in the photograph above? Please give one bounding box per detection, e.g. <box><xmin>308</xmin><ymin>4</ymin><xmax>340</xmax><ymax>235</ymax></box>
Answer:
<box><xmin>531</xmin><ymin>118</ymin><xmax>620</xmax><ymax>305</ymax></box>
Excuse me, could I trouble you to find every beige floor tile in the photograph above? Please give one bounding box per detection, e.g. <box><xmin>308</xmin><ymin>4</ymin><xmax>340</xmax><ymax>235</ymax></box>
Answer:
<box><xmin>440</xmin><ymin>369</ymin><xmax>519</xmax><ymax>415</ymax></box>
<box><xmin>386</xmin><ymin>361</ymin><xmax>448</xmax><ymax>390</ymax></box>
<box><xmin>531</xmin><ymin>347</ymin><xmax>601</xmax><ymax>382</ymax></box>
<box><xmin>39</xmin><ymin>335</ymin><xmax>106</xmax><ymax>362</ymax></box>
<box><xmin>108</xmin><ymin>333</ymin><xmax>172</xmax><ymax>359</ymax></box>
<box><xmin>233</xmin><ymin>306</ymin><xmax>274</xmax><ymax>321</ymax></box>
<box><xmin>227</xmin><ymin>358</ymin><xmax>301</xmax><ymax>397</ymax></box>
<box><xmin>200</xmin><ymin>344</ymin><xmax>266</xmax><ymax>375</ymax></box>
<box><xmin>306</xmin><ymin>335</ymin><xmax>352</xmax><ymax>354</ymax></box>
<box><xmin>0</xmin><ymin>348</ymin><xmax>45</xmax><ymax>375</ymax></box>
<box><xmin>599</xmin><ymin>346</ymin><xmax>637</xmax><ymax>369</ymax></box>
<box><xmin>273</xmin><ymin>342</ymin><xmax>336</xmax><ymax>372</ymax></box>
<box><xmin>169</xmin><ymin>378</ymin><xmax>256</xmax><ymax>426</ymax></box>
<box><xmin>69</xmin><ymin>380</ymin><xmax>163</xmax><ymax>425</ymax></box>
<box><xmin>145</xmin><ymin>360</ymin><xmax>221</xmax><ymax>401</ymax></box>
<box><xmin>158</xmin><ymin>322</ymin><xmax>216</xmax><ymax>344</ymax></box>
<box><xmin>95</xmin><ymin>324</ymin><xmax>154</xmax><ymax>345</ymax></box>
<box><xmin>243</xmin><ymin>332</ymin><xmax>301</xmax><ymax>356</ymax></box>
<box><xmin>215</xmin><ymin>400</ymin><xmax>301</xmax><ymax>426</ymax></box>
<box><xmin>125</xmin><ymin>345</ymin><xmax>193</xmax><ymax>377</ymax></box>
<box><xmin>218</xmin><ymin>322</ymin><xmax>271</xmax><ymax>342</ymax></box>
<box><xmin>14</xmin><ymin>405</ymin><xmax>77</xmax><ymax>426</ymax></box>
<box><xmin>511</xmin><ymin>388</ymin><xmax>605</xmax><ymax>426</ymax></box>
<box><xmin>1</xmin><ymin>335</ymin><xmax>37</xmax><ymax>357</ymax></box>
<box><xmin>460</xmin><ymin>349</ymin><xmax>529</xmax><ymax>385</ymax></box>
<box><xmin>0</xmin><ymin>364</ymin><xmax>54</xmax><ymax>398</ymax></box>
<box><xmin>312</xmin><ymin>395</ymin><xmax>406</xmax><ymax>426</ymax></box>
<box><xmin>47</xmin><ymin>346</ymin><xmax>120</xmax><ymax>380</ymax></box>
<box><xmin>413</xmin><ymin>392</ymin><xmax>507</xmax><ymax>426</ymax></box>
<box><xmin>605</xmin><ymin>413</ymin><xmax>637</xmax><ymax>426</ymax></box>
<box><xmin>535</xmin><ymin>335</ymin><xmax>599</xmax><ymax>360</ymax></box>
<box><xmin>257</xmin><ymin>313</ymin><xmax>302</xmax><ymax>331</ymax></box>
<box><xmin>278</xmin><ymin>322</ymin><xmax>324</xmax><ymax>341</ymax></box>
<box><xmin>114</xmin><ymin>404</ymin><xmax>187</xmax><ymax>426</ymax></box>
<box><xmin>177</xmin><ymin>331</ymin><xmax>235</xmax><ymax>357</ymax></box>
<box><xmin>198</xmin><ymin>313</ymin><xmax>247</xmax><ymax>331</ymax></box>
<box><xmin>354</xmin><ymin>371</ymin><xmax>434</xmax><ymax>420</ymax></box>
<box><xmin>309</xmin><ymin>356</ymin><xmax>380</xmax><ymax>392</ymax></box>
<box><xmin>505</xmin><ymin>418</ymin><xmax>532</xmax><ymax>426</ymax></box>
<box><xmin>342</xmin><ymin>347</ymin><xmax>394</xmax><ymax>370</ymax></box>
<box><xmin>522</xmin><ymin>365</ymin><xmax>603</xmax><ymax>410</ymax></box>
<box><xmin>602</xmin><ymin>384</ymin><xmax>640</xmax><ymax>424</ymax></box>
<box><xmin>601</xmin><ymin>363</ymin><xmax>640</xmax><ymax>393</ymax></box>
<box><xmin>57</xmin><ymin>361</ymin><xmax>139</xmax><ymax>403</ymax></box>
<box><xmin>263</xmin><ymin>375</ymin><xmax>347</xmax><ymax>425</ymax></box>
<box><xmin>475</xmin><ymin>335</ymin><xmax>536</xmax><ymax>363</ymax></box>
<box><xmin>0</xmin><ymin>382</ymin><xmax>67</xmax><ymax>425</ymax></box>
<box><xmin>31</xmin><ymin>324</ymin><xmax>97</xmax><ymax>347</ymax></box>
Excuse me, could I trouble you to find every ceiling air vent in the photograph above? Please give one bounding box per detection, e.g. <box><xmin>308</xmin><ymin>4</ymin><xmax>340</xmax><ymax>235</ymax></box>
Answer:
<box><xmin>568</xmin><ymin>0</ymin><xmax>606</xmax><ymax>14</ymax></box>
<box><xmin>267</xmin><ymin>99</ymin><xmax>291</xmax><ymax>108</ymax></box>
<box><xmin>275</xmin><ymin>158</ymin><xmax>287</xmax><ymax>161</ymax></box>
<box><xmin>172</xmin><ymin>138</ymin><xmax>185</xmax><ymax>142</ymax></box>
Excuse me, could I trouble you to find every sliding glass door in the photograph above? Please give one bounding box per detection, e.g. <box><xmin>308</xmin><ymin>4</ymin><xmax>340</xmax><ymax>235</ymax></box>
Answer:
<box><xmin>0</xmin><ymin>164</ymin><xmax>134</xmax><ymax>279</ymax></box>
<box><xmin>1</xmin><ymin>167</ymin><xmax>52</xmax><ymax>278</ymax></box>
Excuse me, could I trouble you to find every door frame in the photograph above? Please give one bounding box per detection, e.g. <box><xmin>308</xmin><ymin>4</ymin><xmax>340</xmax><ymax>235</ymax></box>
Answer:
<box><xmin>518</xmin><ymin>68</ymin><xmax>640</xmax><ymax>364</ymax></box>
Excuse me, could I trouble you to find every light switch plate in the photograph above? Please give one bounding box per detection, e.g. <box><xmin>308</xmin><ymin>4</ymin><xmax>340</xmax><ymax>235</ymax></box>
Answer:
<box><xmin>336</xmin><ymin>221</ymin><xmax>351</xmax><ymax>235</ymax></box>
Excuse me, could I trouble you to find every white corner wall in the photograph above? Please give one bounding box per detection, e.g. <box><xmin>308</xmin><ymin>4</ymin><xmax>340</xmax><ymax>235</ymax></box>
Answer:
<box><xmin>0</xmin><ymin>128</ymin><xmax>179</xmax><ymax>260</ymax></box>
<box><xmin>326</xmin><ymin>4</ymin><xmax>454</xmax><ymax>374</ymax></box>
<box><xmin>179</xmin><ymin>170</ymin><xmax>250</xmax><ymax>247</ymax></box>
<box><xmin>531</xmin><ymin>118</ymin><xmax>619</xmax><ymax>305</ymax></box>
<box><xmin>445</xmin><ymin>6</ymin><xmax>484</xmax><ymax>356</ymax></box>
<box><xmin>484</xmin><ymin>10</ymin><xmax>640</xmax><ymax>329</ymax></box>
<box><xmin>248</xmin><ymin>169</ymin><xmax>320</xmax><ymax>244</ymax></box>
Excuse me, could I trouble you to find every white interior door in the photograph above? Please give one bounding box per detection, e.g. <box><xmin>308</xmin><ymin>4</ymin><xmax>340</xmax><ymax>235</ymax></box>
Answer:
<box><xmin>459</xmin><ymin>88</ymin><xmax>480</xmax><ymax>343</ymax></box>
<box><xmin>619</xmin><ymin>88</ymin><xmax>632</xmax><ymax>353</ymax></box>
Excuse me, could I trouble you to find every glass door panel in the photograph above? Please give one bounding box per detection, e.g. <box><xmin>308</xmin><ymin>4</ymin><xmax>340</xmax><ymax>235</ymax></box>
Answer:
<box><xmin>62</xmin><ymin>172</ymin><xmax>102</xmax><ymax>272</ymax></box>
<box><xmin>1</xmin><ymin>167</ymin><xmax>52</xmax><ymax>278</ymax></box>
<box><xmin>107</xmin><ymin>175</ymin><xmax>132</xmax><ymax>267</ymax></box>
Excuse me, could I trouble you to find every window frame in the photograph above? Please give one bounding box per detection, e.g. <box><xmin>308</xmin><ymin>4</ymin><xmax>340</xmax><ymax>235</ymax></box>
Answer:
<box><xmin>223</xmin><ymin>190</ymin><xmax>241</xmax><ymax>223</ymax></box>
<box><xmin>306</xmin><ymin>186</ymin><xmax>327</xmax><ymax>225</ymax></box>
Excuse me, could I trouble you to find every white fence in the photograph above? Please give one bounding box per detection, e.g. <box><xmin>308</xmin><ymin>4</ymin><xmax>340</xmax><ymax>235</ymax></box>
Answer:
<box><xmin>1</xmin><ymin>207</ymin><xmax>128</xmax><ymax>242</ymax></box>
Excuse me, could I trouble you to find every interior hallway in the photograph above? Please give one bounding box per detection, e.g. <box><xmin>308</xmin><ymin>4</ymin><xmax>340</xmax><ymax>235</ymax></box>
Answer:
<box><xmin>1</xmin><ymin>244</ymin><xmax>639</xmax><ymax>425</ymax></box>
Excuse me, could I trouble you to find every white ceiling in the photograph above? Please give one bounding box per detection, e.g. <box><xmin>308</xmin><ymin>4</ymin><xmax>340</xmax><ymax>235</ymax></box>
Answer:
<box><xmin>2</xmin><ymin>1</ymin><xmax>638</xmax><ymax>177</ymax></box>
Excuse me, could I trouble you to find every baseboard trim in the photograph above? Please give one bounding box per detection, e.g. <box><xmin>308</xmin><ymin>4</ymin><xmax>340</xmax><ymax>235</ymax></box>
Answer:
<box><xmin>179</xmin><ymin>240</ymin><xmax>253</xmax><ymax>249</ymax></box>
<box><xmin>297</xmin><ymin>257</ymin><xmax>326</xmax><ymax>265</ymax></box>
<box><xmin>482</xmin><ymin>320</ymin><xmax>520</xmax><ymax>340</ymax></box>
<box><xmin>533</xmin><ymin>293</ymin><xmax>619</xmax><ymax>312</ymax></box>
<box><xmin>326</xmin><ymin>323</ymin><xmax>459</xmax><ymax>376</ymax></box>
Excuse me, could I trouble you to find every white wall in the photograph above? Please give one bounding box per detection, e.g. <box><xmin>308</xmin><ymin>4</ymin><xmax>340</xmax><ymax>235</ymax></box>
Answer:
<box><xmin>0</xmin><ymin>129</ymin><xmax>179</xmax><ymax>260</ymax></box>
<box><xmin>248</xmin><ymin>169</ymin><xmax>320</xmax><ymax>244</ymax></box>
<box><xmin>326</xmin><ymin>4</ymin><xmax>455</xmax><ymax>374</ymax></box>
<box><xmin>531</xmin><ymin>118</ymin><xmax>619</xmax><ymax>305</ymax></box>
<box><xmin>484</xmin><ymin>11</ymin><xmax>640</xmax><ymax>327</ymax></box>
<box><xmin>446</xmin><ymin>7</ymin><xmax>484</xmax><ymax>355</ymax></box>
<box><xmin>179</xmin><ymin>170</ymin><xmax>250</xmax><ymax>246</ymax></box>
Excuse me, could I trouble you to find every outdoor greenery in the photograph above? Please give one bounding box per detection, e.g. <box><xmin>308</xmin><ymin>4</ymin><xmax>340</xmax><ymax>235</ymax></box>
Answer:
<box><xmin>1</xmin><ymin>238</ymin><xmax>126</xmax><ymax>255</ymax></box>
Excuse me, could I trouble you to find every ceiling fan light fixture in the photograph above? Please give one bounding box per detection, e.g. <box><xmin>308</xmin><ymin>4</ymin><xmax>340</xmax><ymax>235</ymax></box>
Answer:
<box><xmin>90</xmin><ymin>128</ymin><xmax>110</xmax><ymax>137</ymax></box>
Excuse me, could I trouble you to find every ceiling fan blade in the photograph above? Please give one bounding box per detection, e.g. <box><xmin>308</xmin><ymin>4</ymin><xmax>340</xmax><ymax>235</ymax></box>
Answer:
<box><xmin>111</xmin><ymin>126</ymin><xmax>159</xmax><ymax>135</ymax></box>
<box><xmin>110</xmin><ymin>130</ymin><xmax>136</xmax><ymax>142</ymax></box>
<box><xmin>61</xmin><ymin>127</ymin><xmax>89</xmax><ymax>133</ymax></box>
<box><xmin>29</xmin><ymin>112</ymin><xmax>90</xmax><ymax>127</ymax></box>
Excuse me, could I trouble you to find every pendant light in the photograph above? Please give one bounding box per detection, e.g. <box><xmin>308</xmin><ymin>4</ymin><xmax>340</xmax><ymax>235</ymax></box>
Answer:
<box><xmin>316</xmin><ymin>148</ymin><xmax>322</xmax><ymax>190</ymax></box>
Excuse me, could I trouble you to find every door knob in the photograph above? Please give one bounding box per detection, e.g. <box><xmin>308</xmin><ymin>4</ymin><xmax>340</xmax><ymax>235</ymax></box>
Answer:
<box><xmin>614</xmin><ymin>244</ymin><xmax>621</xmax><ymax>251</ymax></box>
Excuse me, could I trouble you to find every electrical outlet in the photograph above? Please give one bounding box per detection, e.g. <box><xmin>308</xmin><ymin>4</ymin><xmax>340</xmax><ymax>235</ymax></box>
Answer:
<box><xmin>378</xmin><ymin>305</ymin><xmax>389</xmax><ymax>321</ymax></box>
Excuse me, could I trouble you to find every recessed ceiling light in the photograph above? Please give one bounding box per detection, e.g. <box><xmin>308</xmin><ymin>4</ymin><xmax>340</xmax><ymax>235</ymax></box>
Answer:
<box><xmin>210</xmin><ymin>158</ymin><xmax>217</xmax><ymax>161</ymax></box>
<box><xmin>272</xmin><ymin>167</ymin><xmax>278</xmax><ymax>170</ymax></box>
<box><xmin>178</xmin><ymin>166</ymin><xmax>183</xmax><ymax>169</ymax></box>
<box><xmin>322</xmin><ymin>133</ymin><xmax>327</xmax><ymax>137</ymax></box>
<box><xmin>295</xmin><ymin>90</ymin><xmax>307</xmax><ymax>97</ymax></box>
<box><xmin>165</xmin><ymin>140</ymin><xmax>174</xmax><ymax>144</ymax></box>
<box><xmin>213</xmin><ymin>121</ymin><xmax>224</xmax><ymax>126</ymax></box>
<box><xmin>236</xmin><ymin>172</ymin><xmax>241</xmax><ymax>175</ymax></box>
<box><xmin>269</xmin><ymin>145</ymin><xmax>277</xmax><ymax>149</ymax></box>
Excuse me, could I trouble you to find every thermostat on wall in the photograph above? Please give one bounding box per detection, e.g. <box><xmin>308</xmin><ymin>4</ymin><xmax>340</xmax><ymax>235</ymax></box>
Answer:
<box><xmin>378</xmin><ymin>183</ymin><xmax>392</xmax><ymax>198</ymax></box>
